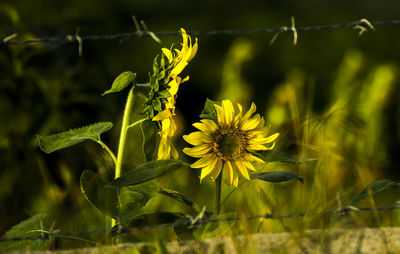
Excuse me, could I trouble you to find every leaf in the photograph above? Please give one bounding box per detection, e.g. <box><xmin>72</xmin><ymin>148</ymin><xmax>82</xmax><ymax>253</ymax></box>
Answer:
<box><xmin>113</xmin><ymin>212</ymin><xmax>184</xmax><ymax>235</ymax></box>
<box><xmin>257</xmin><ymin>150</ymin><xmax>317</xmax><ymax>164</ymax></box>
<box><xmin>37</xmin><ymin>122</ymin><xmax>113</xmax><ymax>153</ymax></box>
<box><xmin>347</xmin><ymin>179</ymin><xmax>400</xmax><ymax>207</ymax></box>
<box><xmin>0</xmin><ymin>214</ymin><xmax>58</xmax><ymax>251</ymax></box>
<box><xmin>199</xmin><ymin>98</ymin><xmax>221</xmax><ymax>121</ymax></box>
<box><xmin>106</xmin><ymin>160</ymin><xmax>186</xmax><ymax>188</ymax></box>
<box><xmin>250</xmin><ymin>171</ymin><xmax>303</xmax><ymax>183</ymax></box>
<box><xmin>80</xmin><ymin>171</ymin><xmax>158</xmax><ymax>222</ymax></box>
<box><xmin>159</xmin><ymin>188</ymin><xmax>210</xmax><ymax>215</ymax></box>
<box><xmin>140</xmin><ymin>120</ymin><xmax>159</xmax><ymax>162</ymax></box>
<box><xmin>80</xmin><ymin>170</ymin><xmax>118</xmax><ymax>218</ymax></box>
<box><xmin>102</xmin><ymin>71</ymin><xmax>136</xmax><ymax>96</ymax></box>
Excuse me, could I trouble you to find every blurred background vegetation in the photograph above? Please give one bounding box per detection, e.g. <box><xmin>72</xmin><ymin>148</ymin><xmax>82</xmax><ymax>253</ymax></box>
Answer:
<box><xmin>1</xmin><ymin>0</ymin><xmax>400</xmax><ymax>248</ymax></box>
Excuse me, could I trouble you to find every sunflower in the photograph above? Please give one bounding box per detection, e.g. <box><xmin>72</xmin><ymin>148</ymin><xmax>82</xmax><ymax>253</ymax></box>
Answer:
<box><xmin>152</xmin><ymin>28</ymin><xmax>198</xmax><ymax>160</ymax></box>
<box><xmin>183</xmin><ymin>100</ymin><xmax>279</xmax><ymax>187</ymax></box>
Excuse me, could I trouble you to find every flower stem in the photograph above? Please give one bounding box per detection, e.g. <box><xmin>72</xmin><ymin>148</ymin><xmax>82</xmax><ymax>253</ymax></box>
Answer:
<box><xmin>214</xmin><ymin>172</ymin><xmax>222</xmax><ymax>216</ymax></box>
<box><xmin>112</xmin><ymin>88</ymin><xmax>135</xmax><ymax>228</ymax></box>
<box><xmin>115</xmin><ymin>88</ymin><xmax>135</xmax><ymax>179</ymax></box>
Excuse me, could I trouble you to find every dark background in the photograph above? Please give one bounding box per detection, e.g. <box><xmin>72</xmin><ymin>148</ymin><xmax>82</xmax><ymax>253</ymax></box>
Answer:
<box><xmin>1</xmin><ymin>0</ymin><xmax>400</xmax><ymax>241</ymax></box>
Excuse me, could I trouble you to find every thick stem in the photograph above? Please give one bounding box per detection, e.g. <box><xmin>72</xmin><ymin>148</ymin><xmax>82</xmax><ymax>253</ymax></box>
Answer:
<box><xmin>214</xmin><ymin>172</ymin><xmax>223</xmax><ymax>216</ymax></box>
<box><xmin>115</xmin><ymin>88</ymin><xmax>135</xmax><ymax>179</ymax></box>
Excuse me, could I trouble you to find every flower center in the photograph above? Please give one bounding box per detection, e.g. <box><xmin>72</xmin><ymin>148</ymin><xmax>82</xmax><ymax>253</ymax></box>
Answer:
<box><xmin>213</xmin><ymin>128</ymin><xmax>246</xmax><ymax>161</ymax></box>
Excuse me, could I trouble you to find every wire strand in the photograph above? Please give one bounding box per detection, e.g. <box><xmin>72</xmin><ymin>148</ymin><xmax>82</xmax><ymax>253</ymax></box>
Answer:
<box><xmin>1</xmin><ymin>19</ymin><xmax>399</xmax><ymax>47</ymax></box>
<box><xmin>1</xmin><ymin>205</ymin><xmax>399</xmax><ymax>242</ymax></box>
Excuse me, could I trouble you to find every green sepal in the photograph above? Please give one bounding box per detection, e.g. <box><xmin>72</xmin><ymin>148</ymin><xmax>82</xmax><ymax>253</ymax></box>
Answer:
<box><xmin>102</xmin><ymin>71</ymin><xmax>136</xmax><ymax>96</ymax></box>
<box><xmin>37</xmin><ymin>122</ymin><xmax>113</xmax><ymax>153</ymax></box>
<box><xmin>256</xmin><ymin>150</ymin><xmax>317</xmax><ymax>164</ymax></box>
<box><xmin>199</xmin><ymin>98</ymin><xmax>221</xmax><ymax>121</ymax></box>
<box><xmin>250</xmin><ymin>171</ymin><xmax>303</xmax><ymax>183</ymax></box>
<box><xmin>347</xmin><ymin>179</ymin><xmax>400</xmax><ymax>207</ymax></box>
<box><xmin>105</xmin><ymin>160</ymin><xmax>186</xmax><ymax>188</ymax></box>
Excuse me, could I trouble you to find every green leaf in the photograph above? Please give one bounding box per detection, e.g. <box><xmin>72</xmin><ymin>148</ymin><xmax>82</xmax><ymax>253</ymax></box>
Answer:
<box><xmin>0</xmin><ymin>214</ymin><xmax>58</xmax><ymax>251</ymax></box>
<box><xmin>80</xmin><ymin>170</ymin><xmax>158</xmax><ymax>222</ymax></box>
<box><xmin>159</xmin><ymin>188</ymin><xmax>210</xmax><ymax>215</ymax></box>
<box><xmin>257</xmin><ymin>150</ymin><xmax>317</xmax><ymax>164</ymax></box>
<box><xmin>250</xmin><ymin>171</ymin><xmax>303</xmax><ymax>183</ymax></box>
<box><xmin>102</xmin><ymin>71</ymin><xmax>136</xmax><ymax>96</ymax></box>
<box><xmin>80</xmin><ymin>170</ymin><xmax>118</xmax><ymax>218</ymax></box>
<box><xmin>199</xmin><ymin>98</ymin><xmax>221</xmax><ymax>121</ymax></box>
<box><xmin>347</xmin><ymin>179</ymin><xmax>400</xmax><ymax>207</ymax></box>
<box><xmin>140</xmin><ymin>120</ymin><xmax>159</xmax><ymax>162</ymax></box>
<box><xmin>37</xmin><ymin>122</ymin><xmax>113</xmax><ymax>153</ymax></box>
<box><xmin>106</xmin><ymin>160</ymin><xmax>186</xmax><ymax>188</ymax></box>
<box><xmin>116</xmin><ymin>212</ymin><xmax>184</xmax><ymax>230</ymax></box>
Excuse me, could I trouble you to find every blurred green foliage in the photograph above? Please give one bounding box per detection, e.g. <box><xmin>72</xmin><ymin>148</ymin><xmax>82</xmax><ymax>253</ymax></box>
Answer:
<box><xmin>1</xmin><ymin>0</ymin><xmax>400</xmax><ymax>249</ymax></box>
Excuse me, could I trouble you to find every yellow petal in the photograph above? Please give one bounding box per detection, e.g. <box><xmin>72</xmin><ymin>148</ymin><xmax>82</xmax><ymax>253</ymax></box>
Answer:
<box><xmin>208</xmin><ymin>158</ymin><xmax>223</xmax><ymax>181</ymax></box>
<box><xmin>243</xmin><ymin>153</ymin><xmax>265</xmax><ymax>164</ymax></box>
<box><xmin>222</xmin><ymin>100</ymin><xmax>234</xmax><ymax>126</ymax></box>
<box><xmin>199</xmin><ymin>155</ymin><xmax>218</xmax><ymax>181</ymax></box>
<box><xmin>187</xmin><ymin>38</ymin><xmax>198</xmax><ymax>62</ymax></box>
<box><xmin>200</xmin><ymin>119</ymin><xmax>219</xmax><ymax>132</ymax></box>
<box><xmin>162</xmin><ymin>48</ymin><xmax>173</xmax><ymax>63</ymax></box>
<box><xmin>234</xmin><ymin>160</ymin><xmax>250</xmax><ymax>180</ymax></box>
<box><xmin>222</xmin><ymin>161</ymin><xmax>234</xmax><ymax>185</ymax></box>
<box><xmin>214</xmin><ymin>104</ymin><xmax>226</xmax><ymax>127</ymax></box>
<box><xmin>183</xmin><ymin>144</ymin><xmax>212</xmax><ymax>158</ymax></box>
<box><xmin>241</xmin><ymin>114</ymin><xmax>261</xmax><ymax>131</ymax></box>
<box><xmin>183</xmin><ymin>131</ymin><xmax>212</xmax><ymax>146</ymax></box>
<box><xmin>157</xmin><ymin>138</ymin><xmax>170</xmax><ymax>160</ymax></box>
<box><xmin>233</xmin><ymin>175</ymin><xmax>239</xmax><ymax>187</ymax></box>
<box><xmin>243</xmin><ymin>160</ymin><xmax>256</xmax><ymax>172</ymax></box>
<box><xmin>153</xmin><ymin>109</ymin><xmax>171</xmax><ymax>121</ymax></box>
<box><xmin>191</xmin><ymin>153</ymin><xmax>215</xmax><ymax>168</ymax></box>
<box><xmin>242</xmin><ymin>102</ymin><xmax>257</xmax><ymax>122</ymax></box>
<box><xmin>167</xmin><ymin>78</ymin><xmax>180</xmax><ymax>96</ymax></box>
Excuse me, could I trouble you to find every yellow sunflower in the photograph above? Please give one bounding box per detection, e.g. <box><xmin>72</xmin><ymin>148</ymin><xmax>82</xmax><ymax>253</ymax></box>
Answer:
<box><xmin>183</xmin><ymin>100</ymin><xmax>279</xmax><ymax>187</ymax></box>
<box><xmin>152</xmin><ymin>28</ymin><xmax>198</xmax><ymax>160</ymax></box>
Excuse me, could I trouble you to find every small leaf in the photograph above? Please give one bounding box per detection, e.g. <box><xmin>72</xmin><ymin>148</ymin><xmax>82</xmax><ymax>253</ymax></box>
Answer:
<box><xmin>106</xmin><ymin>160</ymin><xmax>186</xmax><ymax>188</ymax></box>
<box><xmin>102</xmin><ymin>71</ymin><xmax>136</xmax><ymax>96</ymax></box>
<box><xmin>37</xmin><ymin>122</ymin><xmax>113</xmax><ymax>153</ymax></box>
<box><xmin>199</xmin><ymin>98</ymin><xmax>221</xmax><ymax>121</ymax></box>
<box><xmin>347</xmin><ymin>179</ymin><xmax>400</xmax><ymax>207</ymax></box>
<box><xmin>257</xmin><ymin>150</ymin><xmax>317</xmax><ymax>164</ymax></box>
<box><xmin>0</xmin><ymin>214</ymin><xmax>57</xmax><ymax>251</ymax></box>
<box><xmin>159</xmin><ymin>188</ymin><xmax>210</xmax><ymax>215</ymax></box>
<box><xmin>140</xmin><ymin>120</ymin><xmax>159</xmax><ymax>162</ymax></box>
<box><xmin>250</xmin><ymin>171</ymin><xmax>303</xmax><ymax>183</ymax></box>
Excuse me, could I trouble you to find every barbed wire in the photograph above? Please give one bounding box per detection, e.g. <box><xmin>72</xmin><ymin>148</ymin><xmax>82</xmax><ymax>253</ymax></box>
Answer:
<box><xmin>1</xmin><ymin>19</ymin><xmax>400</xmax><ymax>48</ymax></box>
<box><xmin>1</xmin><ymin>205</ymin><xmax>399</xmax><ymax>242</ymax></box>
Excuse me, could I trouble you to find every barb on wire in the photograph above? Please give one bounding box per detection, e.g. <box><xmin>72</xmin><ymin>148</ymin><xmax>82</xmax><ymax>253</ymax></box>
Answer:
<box><xmin>0</xmin><ymin>19</ymin><xmax>399</xmax><ymax>48</ymax></box>
<box><xmin>1</xmin><ymin>205</ymin><xmax>400</xmax><ymax>243</ymax></box>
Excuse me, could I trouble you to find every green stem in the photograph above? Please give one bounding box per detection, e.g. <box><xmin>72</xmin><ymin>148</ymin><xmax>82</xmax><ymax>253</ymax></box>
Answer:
<box><xmin>127</xmin><ymin>118</ymin><xmax>146</xmax><ymax>129</ymax></box>
<box><xmin>214</xmin><ymin>172</ymin><xmax>222</xmax><ymax>216</ymax></box>
<box><xmin>115</xmin><ymin>88</ymin><xmax>135</xmax><ymax>179</ymax></box>
<box><xmin>96</xmin><ymin>140</ymin><xmax>117</xmax><ymax>166</ymax></box>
